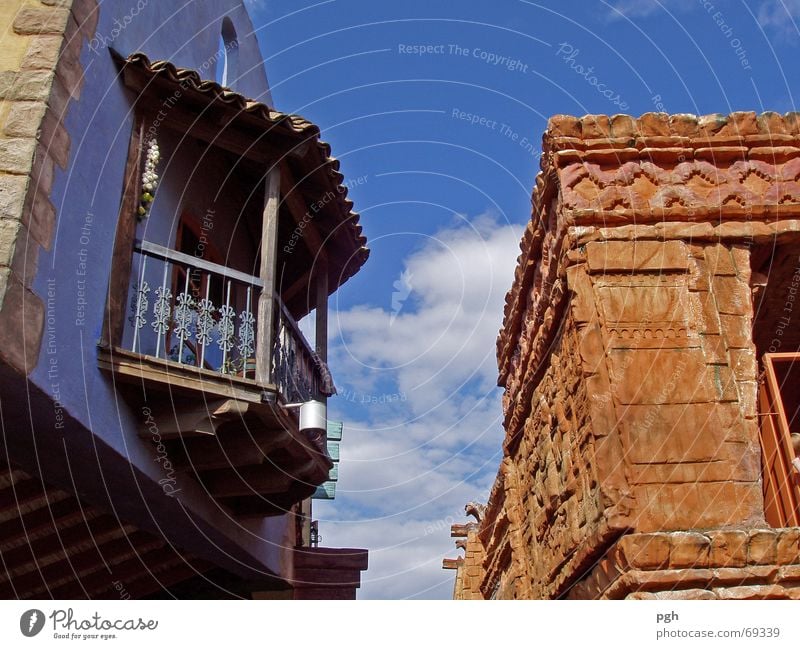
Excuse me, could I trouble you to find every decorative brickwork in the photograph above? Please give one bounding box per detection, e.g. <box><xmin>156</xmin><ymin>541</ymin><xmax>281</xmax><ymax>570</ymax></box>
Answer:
<box><xmin>0</xmin><ymin>0</ymin><xmax>98</xmax><ymax>374</ymax></box>
<box><xmin>447</xmin><ymin>111</ymin><xmax>800</xmax><ymax>600</ymax></box>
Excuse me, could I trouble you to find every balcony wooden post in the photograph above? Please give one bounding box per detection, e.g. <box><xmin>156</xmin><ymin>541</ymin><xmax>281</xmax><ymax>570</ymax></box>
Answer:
<box><xmin>256</xmin><ymin>167</ymin><xmax>281</xmax><ymax>386</ymax></box>
<box><xmin>102</xmin><ymin>114</ymin><xmax>144</xmax><ymax>348</ymax></box>
<box><xmin>315</xmin><ymin>258</ymin><xmax>328</xmax><ymax>366</ymax></box>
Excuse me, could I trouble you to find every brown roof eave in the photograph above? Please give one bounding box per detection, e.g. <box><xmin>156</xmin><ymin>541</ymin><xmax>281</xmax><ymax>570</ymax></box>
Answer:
<box><xmin>111</xmin><ymin>49</ymin><xmax>369</xmax><ymax>291</ymax></box>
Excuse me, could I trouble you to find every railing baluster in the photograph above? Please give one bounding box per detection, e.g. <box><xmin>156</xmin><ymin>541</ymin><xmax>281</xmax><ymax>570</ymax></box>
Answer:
<box><xmin>197</xmin><ymin>277</ymin><xmax>215</xmax><ymax>369</ymax></box>
<box><xmin>152</xmin><ymin>261</ymin><xmax>171</xmax><ymax>359</ymax></box>
<box><xmin>219</xmin><ymin>280</ymin><xmax>234</xmax><ymax>373</ymax></box>
<box><xmin>131</xmin><ymin>255</ymin><xmax>148</xmax><ymax>354</ymax></box>
<box><xmin>174</xmin><ymin>269</ymin><xmax>193</xmax><ymax>364</ymax></box>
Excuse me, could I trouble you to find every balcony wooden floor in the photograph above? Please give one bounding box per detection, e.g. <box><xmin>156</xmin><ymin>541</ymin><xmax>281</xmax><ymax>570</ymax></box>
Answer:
<box><xmin>98</xmin><ymin>346</ymin><xmax>332</xmax><ymax>517</ymax></box>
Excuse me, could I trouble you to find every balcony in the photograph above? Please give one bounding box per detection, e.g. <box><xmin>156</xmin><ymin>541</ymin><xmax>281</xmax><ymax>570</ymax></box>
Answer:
<box><xmin>114</xmin><ymin>238</ymin><xmax>333</xmax><ymax>403</ymax></box>
<box><xmin>758</xmin><ymin>353</ymin><xmax>800</xmax><ymax>527</ymax></box>
<box><xmin>98</xmin><ymin>240</ymin><xmax>335</xmax><ymax>517</ymax></box>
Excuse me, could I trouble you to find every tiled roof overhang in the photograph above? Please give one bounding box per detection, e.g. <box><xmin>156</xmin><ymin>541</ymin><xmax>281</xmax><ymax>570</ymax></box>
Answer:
<box><xmin>112</xmin><ymin>50</ymin><xmax>369</xmax><ymax>294</ymax></box>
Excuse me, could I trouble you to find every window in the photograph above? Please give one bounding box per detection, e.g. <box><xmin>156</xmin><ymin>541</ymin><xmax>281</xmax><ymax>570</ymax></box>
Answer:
<box><xmin>216</xmin><ymin>17</ymin><xmax>239</xmax><ymax>88</ymax></box>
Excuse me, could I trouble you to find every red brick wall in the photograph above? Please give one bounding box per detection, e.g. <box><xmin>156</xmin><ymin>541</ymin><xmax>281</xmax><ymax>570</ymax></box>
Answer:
<box><xmin>451</xmin><ymin>112</ymin><xmax>800</xmax><ymax>599</ymax></box>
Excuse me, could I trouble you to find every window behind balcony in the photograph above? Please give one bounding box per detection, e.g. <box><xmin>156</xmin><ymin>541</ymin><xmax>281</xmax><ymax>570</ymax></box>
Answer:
<box><xmin>759</xmin><ymin>354</ymin><xmax>800</xmax><ymax>526</ymax></box>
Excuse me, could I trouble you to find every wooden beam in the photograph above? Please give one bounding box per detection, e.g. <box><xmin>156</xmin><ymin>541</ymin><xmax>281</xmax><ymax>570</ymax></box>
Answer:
<box><xmin>113</xmin><ymin>560</ymin><xmax>207</xmax><ymax>599</ymax></box>
<box><xmin>200</xmin><ymin>466</ymin><xmax>295</xmax><ymax>498</ymax></box>
<box><xmin>225</xmin><ymin>481</ymin><xmax>318</xmax><ymax>518</ymax></box>
<box><xmin>9</xmin><ymin>532</ymin><xmax>159</xmax><ymax>599</ymax></box>
<box><xmin>0</xmin><ymin>497</ymin><xmax>81</xmax><ymax>548</ymax></box>
<box><xmin>102</xmin><ymin>114</ymin><xmax>144</xmax><ymax>348</ymax></box>
<box><xmin>137</xmin><ymin>399</ymin><xmax>256</xmax><ymax>440</ymax></box>
<box><xmin>97</xmin><ymin>347</ymin><xmax>273</xmax><ymax>404</ymax></box>
<box><xmin>279</xmin><ymin>268</ymin><xmax>313</xmax><ymax>305</ymax></box>
<box><xmin>256</xmin><ymin>168</ymin><xmax>281</xmax><ymax>386</ymax></box>
<box><xmin>442</xmin><ymin>558</ymin><xmax>463</xmax><ymax>570</ymax></box>
<box><xmin>315</xmin><ymin>257</ymin><xmax>329</xmax><ymax>366</ymax></box>
<box><xmin>0</xmin><ymin>479</ymin><xmax>46</xmax><ymax>511</ymax></box>
<box><xmin>280</xmin><ymin>162</ymin><xmax>326</xmax><ymax>259</ymax></box>
<box><xmin>172</xmin><ymin>428</ymin><xmax>292</xmax><ymax>472</ymax></box>
<box><xmin>250</xmin><ymin>403</ymin><xmax>331</xmax><ymax>481</ymax></box>
<box><xmin>48</xmin><ymin>542</ymin><xmax>169</xmax><ymax>599</ymax></box>
<box><xmin>0</xmin><ymin>516</ymin><xmax>130</xmax><ymax>573</ymax></box>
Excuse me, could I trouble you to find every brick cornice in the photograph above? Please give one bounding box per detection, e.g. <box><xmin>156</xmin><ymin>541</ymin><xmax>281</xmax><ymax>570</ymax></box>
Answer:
<box><xmin>497</xmin><ymin>111</ymin><xmax>800</xmax><ymax>388</ymax></box>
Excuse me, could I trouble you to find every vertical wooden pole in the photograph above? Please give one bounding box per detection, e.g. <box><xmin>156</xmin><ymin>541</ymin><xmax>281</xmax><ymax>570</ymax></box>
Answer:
<box><xmin>256</xmin><ymin>166</ymin><xmax>281</xmax><ymax>386</ymax></box>
<box><xmin>315</xmin><ymin>257</ymin><xmax>329</xmax><ymax>366</ymax></box>
<box><xmin>102</xmin><ymin>114</ymin><xmax>144</xmax><ymax>348</ymax></box>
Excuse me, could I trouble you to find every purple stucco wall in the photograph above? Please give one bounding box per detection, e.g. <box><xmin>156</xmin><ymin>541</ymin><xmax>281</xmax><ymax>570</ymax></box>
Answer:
<box><xmin>27</xmin><ymin>0</ymin><xmax>291</xmax><ymax>583</ymax></box>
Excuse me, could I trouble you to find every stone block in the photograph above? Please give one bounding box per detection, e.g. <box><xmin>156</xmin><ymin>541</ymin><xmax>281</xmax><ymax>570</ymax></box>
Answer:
<box><xmin>653</xmin><ymin>588</ymin><xmax>717</xmax><ymax>599</ymax></box>
<box><xmin>638</xmin><ymin>112</ymin><xmax>671</xmax><ymax>136</ymax></box>
<box><xmin>0</xmin><ymin>137</ymin><xmax>36</xmax><ymax>174</ymax></box>
<box><xmin>704</xmin><ymin>245</ymin><xmax>737</xmax><ymax>276</ymax></box>
<box><xmin>608</xmin><ymin>348</ymin><xmax>712</xmax><ymax>405</ymax></box>
<box><xmin>548</xmin><ymin>115</ymin><xmax>581</xmax><ymax>137</ymax></box>
<box><xmin>597</xmin><ymin>284</ymin><xmax>686</xmax><ymax>326</ymax></box>
<box><xmin>729</xmin><ymin>348</ymin><xmax>757</xmax><ymax>381</ymax></box>
<box><xmin>777</xmin><ymin>565</ymin><xmax>800</xmax><ymax>583</ymax></box>
<box><xmin>748</xmin><ymin>530</ymin><xmax>778</xmax><ymax>565</ymax></box>
<box><xmin>617</xmin><ymin>533</ymin><xmax>671</xmax><ymax>570</ymax></box>
<box><xmin>586</xmin><ymin>240</ymin><xmax>689</xmax><ymax>273</ymax></box>
<box><xmin>776</xmin><ymin>528</ymin><xmax>800</xmax><ymax>565</ymax></box>
<box><xmin>577</xmin><ymin>322</ymin><xmax>606</xmax><ymax>372</ymax></box>
<box><xmin>712</xmin><ymin>566</ymin><xmax>778</xmax><ymax>585</ymax></box>
<box><xmin>0</xmin><ymin>219</ymin><xmax>21</xmax><ymax>267</ymax></box>
<box><xmin>712</xmin><ymin>585</ymin><xmax>786</xmax><ymax>599</ymax></box>
<box><xmin>719</xmin><ymin>314</ymin><xmax>752</xmax><ymax>347</ymax></box>
<box><xmin>634</xmin><ymin>482</ymin><xmax>761</xmax><ymax>531</ymax></box>
<box><xmin>632</xmin><ymin>460</ymin><xmax>737</xmax><ymax>485</ymax></box>
<box><xmin>0</xmin><ymin>173</ymin><xmax>29</xmax><ymax>220</ymax></box>
<box><xmin>669</xmin><ymin>532</ymin><xmax>711</xmax><ymax>568</ymax></box>
<box><xmin>0</xmin><ymin>69</ymin><xmax>55</xmax><ymax>102</ymax></box>
<box><xmin>631</xmin><ymin>567</ymin><xmax>714</xmax><ymax>591</ymax></box>
<box><xmin>620</xmin><ymin>403</ymin><xmax>732</xmax><ymax>464</ymax></box>
<box><xmin>566</xmin><ymin>265</ymin><xmax>596</xmax><ymax>324</ymax></box>
<box><xmin>13</xmin><ymin>7</ymin><xmax>71</xmax><ymax>35</ymax></box>
<box><xmin>21</xmin><ymin>35</ymin><xmax>63</xmax><ymax>70</ymax></box>
<box><xmin>694</xmin><ymin>291</ymin><xmax>721</xmax><ymax>334</ymax></box>
<box><xmin>700</xmin><ymin>334</ymin><xmax>727</xmax><ymax>364</ymax></box>
<box><xmin>711</xmin><ymin>276</ymin><xmax>751</xmax><ymax>315</ymax></box>
<box><xmin>3</xmin><ymin>100</ymin><xmax>47</xmax><ymax>138</ymax></box>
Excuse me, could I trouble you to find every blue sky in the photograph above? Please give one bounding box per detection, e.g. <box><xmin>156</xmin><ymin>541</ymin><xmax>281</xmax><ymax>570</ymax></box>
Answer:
<box><xmin>241</xmin><ymin>0</ymin><xmax>800</xmax><ymax>598</ymax></box>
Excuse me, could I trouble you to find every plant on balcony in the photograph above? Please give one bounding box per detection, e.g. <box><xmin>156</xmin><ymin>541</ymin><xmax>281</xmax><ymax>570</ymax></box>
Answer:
<box><xmin>138</xmin><ymin>138</ymin><xmax>161</xmax><ymax>220</ymax></box>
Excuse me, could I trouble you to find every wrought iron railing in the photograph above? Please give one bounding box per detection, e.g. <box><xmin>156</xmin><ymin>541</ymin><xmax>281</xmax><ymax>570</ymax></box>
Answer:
<box><xmin>758</xmin><ymin>353</ymin><xmax>800</xmax><ymax>527</ymax></box>
<box><xmin>273</xmin><ymin>296</ymin><xmax>334</xmax><ymax>403</ymax></box>
<box><xmin>125</xmin><ymin>240</ymin><xmax>332</xmax><ymax>402</ymax></box>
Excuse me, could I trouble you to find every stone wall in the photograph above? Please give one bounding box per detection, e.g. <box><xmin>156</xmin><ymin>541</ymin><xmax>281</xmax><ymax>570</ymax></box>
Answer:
<box><xmin>449</xmin><ymin>111</ymin><xmax>800</xmax><ymax>599</ymax></box>
<box><xmin>0</xmin><ymin>0</ymin><xmax>97</xmax><ymax>374</ymax></box>
<box><xmin>567</xmin><ymin>529</ymin><xmax>800</xmax><ymax>599</ymax></box>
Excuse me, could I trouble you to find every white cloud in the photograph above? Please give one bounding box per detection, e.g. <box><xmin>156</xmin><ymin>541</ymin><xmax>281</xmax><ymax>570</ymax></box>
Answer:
<box><xmin>315</xmin><ymin>212</ymin><xmax>521</xmax><ymax>599</ymax></box>
<box><xmin>605</xmin><ymin>0</ymin><xmax>694</xmax><ymax>20</ymax></box>
<box><xmin>758</xmin><ymin>0</ymin><xmax>800</xmax><ymax>37</ymax></box>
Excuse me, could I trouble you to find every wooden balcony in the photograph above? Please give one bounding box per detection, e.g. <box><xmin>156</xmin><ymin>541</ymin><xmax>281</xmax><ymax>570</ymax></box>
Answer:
<box><xmin>111</xmin><ymin>238</ymin><xmax>333</xmax><ymax>403</ymax></box>
<box><xmin>758</xmin><ymin>353</ymin><xmax>800</xmax><ymax>527</ymax></box>
<box><xmin>98</xmin><ymin>239</ymin><xmax>335</xmax><ymax>517</ymax></box>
